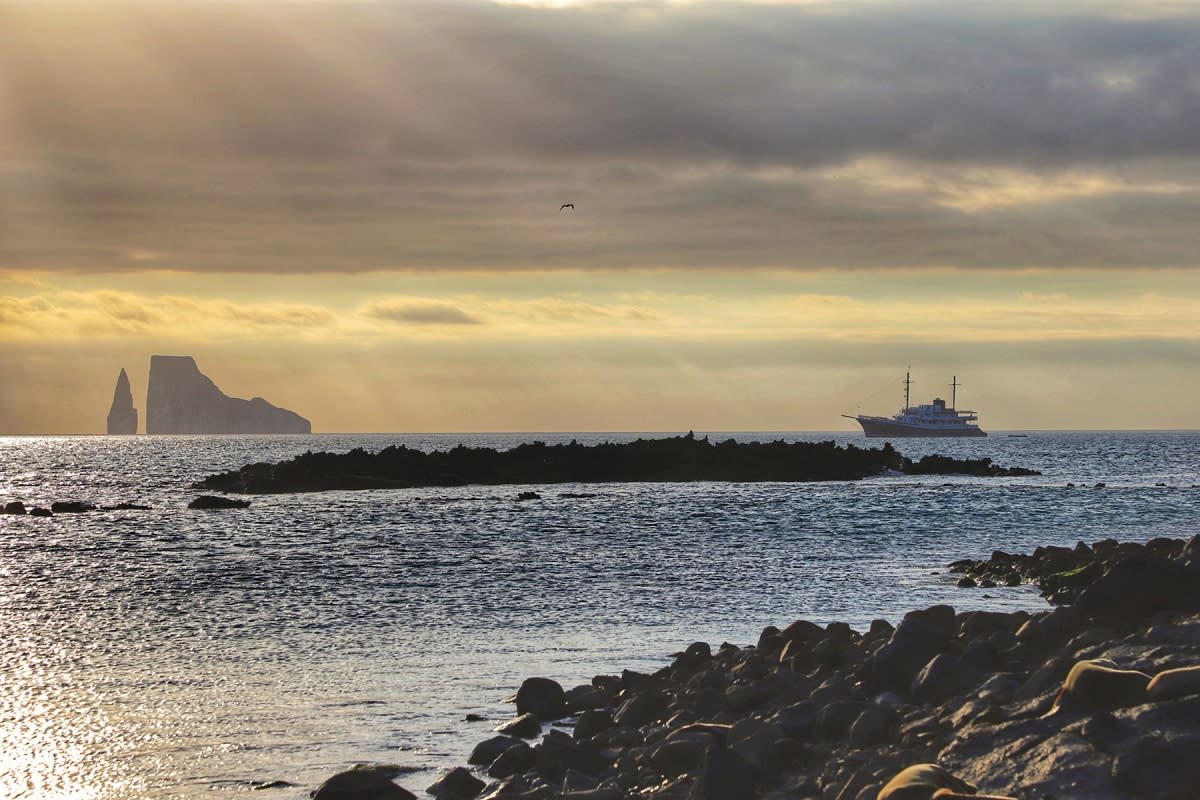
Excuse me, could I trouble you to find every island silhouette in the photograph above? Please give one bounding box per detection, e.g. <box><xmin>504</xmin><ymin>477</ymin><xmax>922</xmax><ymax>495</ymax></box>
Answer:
<box><xmin>196</xmin><ymin>433</ymin><xmax>1038</xmax><ymax>494</ymax></box>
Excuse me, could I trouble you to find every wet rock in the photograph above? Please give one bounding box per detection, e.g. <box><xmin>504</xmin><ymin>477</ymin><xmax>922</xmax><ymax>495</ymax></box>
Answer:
<box><xmin>188</xmin><ymin>495</ymin><xmax>251</xmax><ymax>510</ymax></box>
<box><xmin>469</xmin><ymin>736</ymin><xmax>520</xmax><ymax>766</ymax></box>
<box><xmin>516</xmin><ymin>491</ymin><xmax>541</xmax><ymax>501</ymax></box>
<box><xmin>50</xmin><ymin>501</ymin><xmax>96</xmax><ymax>513</ymax></box>
<box><xmin>487</xmin><ymin>741</ymin><xmax>535</xmax><ymax>779</ymax></box>
<box><xmin>3</xmin><ymin>501</ymin><xmax>26</xmax><ymax>515</ymax></box>
<box><xmin>427</xmin><ymin>767</ymin><xmax>486</xmax><ymax>799</ymax></box>
<box><xmin>496</xmin><ymin>713</ymin><xmax>542</xmax><ymax>739</ymax></box>
<box><xmin>30</xmin><ymin>507</ymin><xmax>52</xmax><ymax>517</ymax></box>
<box><xmin>515</xmin><ymin>677</ymin><xmax>566</xmax><ymax>720</ymax></box>
<box><xmin>312</xmin><ymin>766</ymin><xmax>417</xmax><ymax>800</ymax></box>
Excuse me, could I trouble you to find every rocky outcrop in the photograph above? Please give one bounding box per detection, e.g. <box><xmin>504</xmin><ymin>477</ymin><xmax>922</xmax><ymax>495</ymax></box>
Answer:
<box><xmin>145</xmin><ymin>355</ymin><xmax>310</xmax><ymax>434</ymax></box>
<box><xmin>106</xmin><ymin>367</ymin><xmax>138</xmax><ymax>434</ymax></box>
<box><xmin>314</xmin><ymin>536</ymin><xmax>1200</xmax><ymax>800</ymax></box>
<box><xmin>196</xmin><ymin>435</ymin><xmax>1038</xmax><ymax>494</ymax></box>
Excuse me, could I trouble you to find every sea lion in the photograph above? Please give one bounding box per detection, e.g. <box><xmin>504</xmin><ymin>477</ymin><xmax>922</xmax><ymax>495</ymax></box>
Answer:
<box><xmin>1050</xmin><ymin>659</ymin><xmax>1150</xmax><ymax>714</ymax></box>
<box><xmin>1147</xmin><ymin>665</ymin><xmax>1200</xmax><ymax>702</ymax></box>
<box><xmin>877</xmin><ymin>764</ymin><xmax>976</xmax><ymax>800</ymax></box>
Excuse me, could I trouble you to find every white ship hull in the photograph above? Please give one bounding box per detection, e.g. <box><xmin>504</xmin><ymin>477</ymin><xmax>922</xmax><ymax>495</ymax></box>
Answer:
<box><xmin>851</xmin><ymin>415</ymin><xmax>987</xmax><ymax>438</ymax></box>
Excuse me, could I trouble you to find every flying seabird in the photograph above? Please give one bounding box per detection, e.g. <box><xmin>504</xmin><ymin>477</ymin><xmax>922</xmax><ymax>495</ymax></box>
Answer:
<box><xmin>560</xmin><ymin>203</ymin><xmax>574</xmax><ymax>211</ymax></box>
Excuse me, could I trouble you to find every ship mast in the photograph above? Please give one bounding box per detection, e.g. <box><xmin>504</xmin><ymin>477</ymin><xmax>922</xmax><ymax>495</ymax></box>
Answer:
<box><xmin>903</xmin><ymin>368</ymin><xmax>911</xmax><ymax>411</ymax></box>
<box><xmin>950</xmin><ymin>375</ymin><xmax>960</xmax><ymax>409</ymax></box>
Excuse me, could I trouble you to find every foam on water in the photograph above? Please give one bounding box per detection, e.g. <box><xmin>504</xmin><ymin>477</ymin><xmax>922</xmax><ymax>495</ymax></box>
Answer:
<box><xmin>1</xmin><ymin>431</ymin><xmax>1199</xmax><ymax>798</ymax></box>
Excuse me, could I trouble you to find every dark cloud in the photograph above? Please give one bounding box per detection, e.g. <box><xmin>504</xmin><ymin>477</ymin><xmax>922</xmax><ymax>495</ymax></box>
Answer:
<box><xmin>2</xmin><ymin>1</ymin><xmax>1200</xmax><ymax>273</ymax></box>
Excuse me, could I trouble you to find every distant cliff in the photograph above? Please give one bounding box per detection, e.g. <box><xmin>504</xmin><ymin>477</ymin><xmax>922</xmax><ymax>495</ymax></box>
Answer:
<box><xmin>145</xmin><ymin>355</ymin><xmax>311</xmax><ymax>434</ymax></box>
<box><xmin>106</xmin><ymin>368</ymin><xmax>138</xmax><ymax>434</ymax></box>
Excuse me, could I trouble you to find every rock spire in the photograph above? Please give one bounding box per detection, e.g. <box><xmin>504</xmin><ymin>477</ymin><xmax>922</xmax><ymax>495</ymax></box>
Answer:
<box><xmin>106</xmin><ymin>368</ymin><xmax>138</xmax><ymax>434</ymax></box>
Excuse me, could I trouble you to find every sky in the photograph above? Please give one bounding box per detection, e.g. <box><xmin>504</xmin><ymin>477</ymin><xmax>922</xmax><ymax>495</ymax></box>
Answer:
<box><xmin>2</xmin><ymin>0</ymin><xmax>1200</xmax><ymax>434</ymax></box>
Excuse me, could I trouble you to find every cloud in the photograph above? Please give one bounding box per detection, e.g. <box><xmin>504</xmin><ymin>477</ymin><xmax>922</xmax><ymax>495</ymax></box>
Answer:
<box><xmin>2</xmin><ymin>1</ymin><xmax>1200</xmax><ymax>273</ymax></box>
<box><xmin>361</xmin><ymin>300</ymin><xmax>483</xmax><ymax>325</ymax></box>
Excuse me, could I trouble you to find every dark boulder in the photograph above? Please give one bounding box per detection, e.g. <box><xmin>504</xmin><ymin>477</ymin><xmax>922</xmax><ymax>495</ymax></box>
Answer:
<box><xmin>487</xmin><ymin>741</ymin><xmax>535</xmax><ymax>779</ymax></box>
<box><xmin>689</xmin><ymin>745</ymin><xmax>759</xmax><ymax>800</ymax></box>
<box><xmin>515</xmin><ymin>677</ymin><xmax>566</xmax><ymax>720</ymax></box>
<box><xmin>312</xmin><ymin>766</ymin><xmax>416</xmax><ymax>800</ymax></box>
<box><xmin>468</xmin><ymin>735</ymin><xmax>518</xmax><ymax>766</ymax></box>
<box><xmin>426</xmin><ymin>767</ymin><xmax>485</xmax><ymax>800</ymax></box>
<box><xmin>496</xmin><ymin>713</ymin><xmax>542</xmax><ymax>739</ymax></box>
<box><xmin>188</xmin><ymin>495</ymin><xmax>251</xmax><ymax>510</ymax></box>
<box><xmin>50</xmin><ymin>501</ymin><xmax>96</xmax><ymax>513</ymax></box>
<box><xmin>2</xmin><ymin>501</ymin><xmax>26</xmax><ymax>515</ymax></box>
<box><xmin>1077</xmin><ymin>556</ymin><xmax>1200</xmax><ymax>620</ymax></box>
<box><xmin>30</xmin><ymin>507</ymin><xmax>52</xmax><ymax>517</ymax></box>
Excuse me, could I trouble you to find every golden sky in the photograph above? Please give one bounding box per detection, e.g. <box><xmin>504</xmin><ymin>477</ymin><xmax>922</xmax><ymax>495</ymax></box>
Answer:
<box><xmin>3</xmin><ymin>0</ymin><xmax>1199</xmax><ymax>433</ymax></box>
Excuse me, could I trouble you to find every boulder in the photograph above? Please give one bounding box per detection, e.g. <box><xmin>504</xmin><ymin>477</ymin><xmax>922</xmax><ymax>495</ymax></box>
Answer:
<box><xmin>50</xmin><ymin>501</ymin><xmax>96</xmax><ymax>513</ymax></box>
<box><xmin>427</xmin><ymin>767</ymin><xmax>485</xmax><ymax>799</ymax></box>
<box><xmin>1111</xmin><ymin>734</ymin><xmax>1200</xmax><ymax>800</ymax></box>
<box><xmin>496</xmin><ymin>713</ymin><xmax>542</xmax><ymax>739</ymax></box>
<box><xmin>312</xmin><ymin>766</ymin><xmax>416</xmax><ymax>800</ymax></box>
<box><xmin>487</xmin><ymin>741</ymin><xmax>535</xmax><ymax>779</ymax></box>
<box><xmin>469</xmin><ymin>735</ymin><xmax>519</xmax><ymax>766</ymax></box>
<box><xmin>2</xmin><ymin>501</ymin><xmax>26</xmax><ymax>515</ymax></box>
<box><xmin>1076</xmin><ymin>556</ymin><xmax>1200</xmax><ymax>620</ymax></box>
<box><xmin>515</xmin><ymin>677</ymin><xmax>566</xmax><ymax>720</ymax></box>
<box><xmin>188</xmin><ymin>495</ymin><xmax>251</xmax><ymax>510</ymax></box>
<box><xmin>30</xmin><ymin>507</ymin><xmax>52</xmax><ymax>517</ymax></box>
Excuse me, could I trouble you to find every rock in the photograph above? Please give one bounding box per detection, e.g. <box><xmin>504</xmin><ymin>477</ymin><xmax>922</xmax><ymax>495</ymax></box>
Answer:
<box><xmin>1147</xmin><ymin>665</ymin><xmax>1200</xmax><ymax>702</ymax></box>
<box><xmin>50</xmin><ymin>501</ymin><xmax>96</xmax><ymax>513</ymax></box>
<box><xmin>909</xmin><ymin>654</ymin><xmax>980</xmax><ymax>706</ymax></box>
<box><xmin>515</xmin><ymin>677</ymin><xmax>566</xmax><ymax>720</ymax></box>
<box><xmin>516</xmin><ymin>491</ymin><xmax>541</xmax><ymax>501</ymax></box>
<box><xmin>101</xmin><ymin>502</ymin><xmax>152</xmax><ymax>511</ymax></box>
<box><xmin>573</xmin><ymin>709</ymin><xmax>612</xmax><ymax>741</ymax></box>
<box><xmin>188</xmin><ymin>495</ymin><xmax>251</xmax><ymax>510</ymax></box>
<box><xmin>487</xmin><ymin>741</ymin><xmax>535</xmax><ymax>779</ymax></box>
<box><xmin>876</xmin><ymin>764</ymin><xmax>977</xmax><ymax>800</ymax></box>
<box><xmin>312</xmin><ymin>766</ymin><xmax>416</xmax><ymax>800</ymax></box>
<box><xmin>1111</xmin><ymin>734</ymin><xmax>1200</xmax><ymax>800</ymax></box>
<box><xmin>496</xmin><ymin>713</ymin><xmax>542</xmax><ymax>739</ymax></box>
<box><xmin>30</xmin><ymin>507</ymin><xmax>52</xmax><ymax>517</ymax></box>
<box><xmin>1050</xmin><ymin>660</ymin><xmax>1150</xmax><ymax>714</ymax></box>
<box><xmin>427</xmin><ymin>766</ymin><xmax>486</xmax><ymax>799</ymax></box>
<box><xmin>469</xmin><ymin>735</ymin><xmax>519</xmax><ymax>766</ymax></box>
<box><xmin>1076</xmin><ymin>556</ymin><xmax>1200</xmax><ymax>620</ymax></box>
<box><xmin>689</xmin><ymin>745</ymin><xmax>759</xmax><ymax>800</ymax></box>
<box><xmin>3</xmin><ymin>501</ymin><xmax>26</xmax><ymax>515</ymax></box>
<box><xmin>613</xmin><ymin>690</ymin><xmax>667</xmax><ymax>728</ymax></box>
<box><xmin>106</xmin><ymin>367</ymin><xmax>138</xmax><ymax>434</ymax></box>
<box><xmin>146</xmin><ymin>354</ymin><xmax>310</xmax><ymax>434</ymax></box>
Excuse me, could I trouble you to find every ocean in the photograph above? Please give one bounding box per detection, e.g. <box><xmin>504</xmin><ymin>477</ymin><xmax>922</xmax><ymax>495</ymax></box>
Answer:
<box><xmin>2</xmin><ymin>430</ymin><xmax>1199</xmax><ymax>799</ymax></box>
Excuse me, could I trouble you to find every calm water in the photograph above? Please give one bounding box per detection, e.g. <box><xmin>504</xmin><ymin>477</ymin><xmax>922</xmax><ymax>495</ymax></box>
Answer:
<box><xmin>1</xmin><ymin>431</ymin><xmax>1199</xmax><ymax>799</ymax></box>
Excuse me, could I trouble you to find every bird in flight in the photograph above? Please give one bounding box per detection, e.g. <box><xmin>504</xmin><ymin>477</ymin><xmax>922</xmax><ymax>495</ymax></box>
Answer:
<box><xmin>560</xmin><ymin>203</ymin><xmax>574</xmax><ymax>211</ymax></box>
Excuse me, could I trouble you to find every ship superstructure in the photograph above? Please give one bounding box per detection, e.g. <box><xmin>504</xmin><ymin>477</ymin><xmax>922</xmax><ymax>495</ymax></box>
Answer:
<box><xmin>843</xmin><ymin>372</ymin><xmax>987</xmax><ymax>438</ymax></box>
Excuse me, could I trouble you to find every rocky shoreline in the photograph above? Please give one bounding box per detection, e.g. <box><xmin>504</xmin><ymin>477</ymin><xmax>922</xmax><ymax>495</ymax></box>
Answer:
<box><xmin>196</xmin><ymin>434</ymin><xmax>1039</xmax><ymax>494</ymax></box>
<box><xmin>313</xmin><ymin>535</ymin><xmax>1200</xmax><ymax>800</ymax></box>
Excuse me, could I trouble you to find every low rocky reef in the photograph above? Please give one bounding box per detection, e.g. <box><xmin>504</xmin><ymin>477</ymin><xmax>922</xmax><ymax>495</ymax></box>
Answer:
<box><xmin>313</xmin><ymin>535</ymin><xmax>1200</xmax><ymax>800</ymax></box>
<box><xmin>196</xmin><ymin>434</ymin><xmax>1039</xmax><ymax>495</ymax></box>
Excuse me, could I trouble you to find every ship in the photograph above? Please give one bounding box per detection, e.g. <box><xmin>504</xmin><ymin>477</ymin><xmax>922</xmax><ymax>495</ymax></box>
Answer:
<box><xmin>843</xmin><ymin>371</ymin><xmax>987</xmax><ymax>438</ymax></box>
